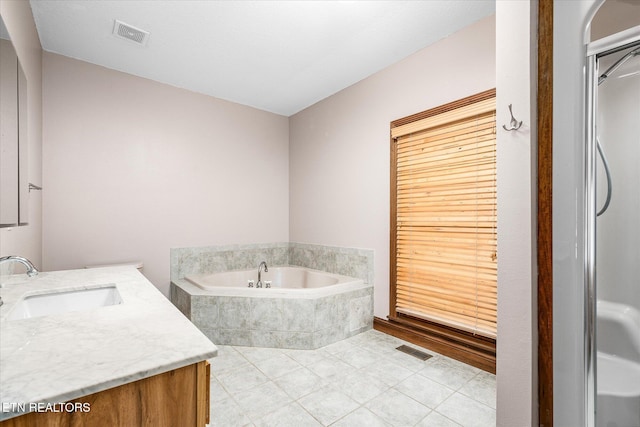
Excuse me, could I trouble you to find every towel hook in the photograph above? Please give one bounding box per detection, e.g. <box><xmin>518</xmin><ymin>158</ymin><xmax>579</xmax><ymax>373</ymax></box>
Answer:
<box><xmin>28</xmin><ymin>183</ymin><xmax>43</xmax><ymax>192</ymax></box>
<box><xmin>502</xmin><ymin>104</ymin><xmax>523</xmax><ymax>131</ymax></box>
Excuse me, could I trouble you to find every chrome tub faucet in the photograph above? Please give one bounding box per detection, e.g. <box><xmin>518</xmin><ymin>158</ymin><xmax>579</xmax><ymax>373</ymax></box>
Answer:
<box><xmin>257</xmin><ymin>261</ymin><xmax>268</xmax><ymax>288</ymax></box>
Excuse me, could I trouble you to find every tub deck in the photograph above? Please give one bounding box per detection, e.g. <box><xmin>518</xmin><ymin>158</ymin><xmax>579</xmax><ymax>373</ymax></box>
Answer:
<box><xmin>171</xmin><ymin>268</ymin><xmax>373</xmax><ymax>350</ymax></box>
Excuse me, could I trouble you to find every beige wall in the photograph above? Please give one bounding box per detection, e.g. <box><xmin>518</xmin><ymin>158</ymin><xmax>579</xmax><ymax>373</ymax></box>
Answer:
<box><xmin>0</xmin><ymin>0</ymin><xmax>43</xmax><ymax>272</ymax></box>
<box><xmin>495</xmin><ymin>1</ymin><xmax>537</xmax><ymax>425</ymax></box>
<box><xmin>289</xmin><ymin>15</ymin><xmax>496</xmax><ymax>318</ymax></box>
<box><xmin>42</xmin><ymin>53</ymin><xmax>290</xmax><ymax>295</ymax></box>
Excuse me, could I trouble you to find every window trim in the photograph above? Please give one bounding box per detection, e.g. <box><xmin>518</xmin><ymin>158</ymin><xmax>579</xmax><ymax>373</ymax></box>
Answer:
<box><xmin>386</xmin><ymin>88</ymin><xmax>497</xmax><ymax>373</ymax></box>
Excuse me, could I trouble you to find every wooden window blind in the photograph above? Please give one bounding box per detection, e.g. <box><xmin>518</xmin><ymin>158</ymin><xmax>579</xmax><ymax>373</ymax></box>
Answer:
<box><xmin>391</xmin><ymin>91</ymin><xmax>497</xmax><ymax>339</ymax></box>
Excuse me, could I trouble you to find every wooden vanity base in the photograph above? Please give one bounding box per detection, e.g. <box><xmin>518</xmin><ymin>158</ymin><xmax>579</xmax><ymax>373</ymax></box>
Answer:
<box><xmin>0</xmin><ymin>361</ymin><xmax>210</xmax><ymax>427</ymax></box>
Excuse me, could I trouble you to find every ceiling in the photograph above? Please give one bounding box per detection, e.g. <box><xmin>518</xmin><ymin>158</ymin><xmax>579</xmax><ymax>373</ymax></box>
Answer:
<box><xmin>29</xmin><ymin>0</ymin><xmax>495</xmax><ymax>116</ymax></box>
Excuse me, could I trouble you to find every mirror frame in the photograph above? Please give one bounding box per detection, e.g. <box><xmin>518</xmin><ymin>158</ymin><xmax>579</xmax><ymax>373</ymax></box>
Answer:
<box><xmin>0</xmin><ymin>14</ymin><xmax>28</xmax><ymax>227</ymax></box>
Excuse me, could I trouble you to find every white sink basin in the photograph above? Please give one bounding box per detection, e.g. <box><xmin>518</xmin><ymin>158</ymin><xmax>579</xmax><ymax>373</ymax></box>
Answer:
<box><xmin>8</xmin><ymin>285</ymin><xmax>122</xmax><ymax>320</ymax></box>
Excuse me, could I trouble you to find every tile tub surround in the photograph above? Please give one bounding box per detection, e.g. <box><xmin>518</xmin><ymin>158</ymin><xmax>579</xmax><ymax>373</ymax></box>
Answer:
<box><xmin>171</xmin><ymin>276</ymin><xmax>373</xmax><ymax>349</ymax></box>
<box><xmin>0</xmin><ymin>266</ymin><xmax>217</xmax><ymax>421</ymax></box>
<box><xmin>170</xmin><ymin>242</ymin><xmax>374</xmax><ymax>349</ymax></box>
<box><xmin>206</xmin><ymin>329</ymin><xmax>496</xmax><ymax>427</ymax></box>
<box><xmin>170</xmin><ymin>242</ymin><xmax>374</xmax><ymax>285</ymax></box>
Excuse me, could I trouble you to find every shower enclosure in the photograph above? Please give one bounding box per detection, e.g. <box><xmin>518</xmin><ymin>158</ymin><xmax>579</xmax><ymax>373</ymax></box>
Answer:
<box><xmin>585</xmin><ymin>27</ymin><xmax>640</xmax><ymax>427</ymax></box>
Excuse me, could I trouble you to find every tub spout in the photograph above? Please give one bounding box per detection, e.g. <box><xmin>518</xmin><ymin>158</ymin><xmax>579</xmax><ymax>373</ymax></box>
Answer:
<box><xmin>257</xmin><ymin>261</ymin><xmax>268</xmax><ymax>288</ymax></box>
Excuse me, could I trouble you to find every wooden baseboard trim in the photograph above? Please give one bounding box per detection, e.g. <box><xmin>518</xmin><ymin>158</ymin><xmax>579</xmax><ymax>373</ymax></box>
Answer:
<box><xmin>374</xmin><ymin>316</ymin><xmax>496</xmax><ymax>373</ymax></box>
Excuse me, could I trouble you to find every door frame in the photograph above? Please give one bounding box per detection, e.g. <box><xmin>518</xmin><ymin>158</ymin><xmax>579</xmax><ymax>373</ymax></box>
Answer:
<box><xmin>537</xmin><ymin>0</ymin><xmax>554</xmax><ymax>426</ymax></box>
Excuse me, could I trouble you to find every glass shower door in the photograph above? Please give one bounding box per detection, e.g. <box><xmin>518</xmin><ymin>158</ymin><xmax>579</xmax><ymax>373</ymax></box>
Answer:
<box><xmin>587</xmin><ymin>38</ymin><xmax>640</xmax><ymax>427</ymax></box>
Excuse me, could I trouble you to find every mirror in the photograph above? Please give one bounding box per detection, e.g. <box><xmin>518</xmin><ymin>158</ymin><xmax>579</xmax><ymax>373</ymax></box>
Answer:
<box><xmin>0</xmin><ymin>15</ymin><xmax>28</xmax><ymax>227</ymax></box>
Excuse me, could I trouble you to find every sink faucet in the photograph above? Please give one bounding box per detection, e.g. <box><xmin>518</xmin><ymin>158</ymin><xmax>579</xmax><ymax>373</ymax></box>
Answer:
<box><xmin>257</xmin><ymin>261</ymin><xmax>268</xmax><ymax>288</ymax></box>
<box><xmin>0</xmin><ymin>255</ymin><xmax>39</xmax><ymax>277</ymax></box>
<box><xmin>0</xmin><ymin>256</ymin><xmax>38</xmax><ymax>307</ymax></box>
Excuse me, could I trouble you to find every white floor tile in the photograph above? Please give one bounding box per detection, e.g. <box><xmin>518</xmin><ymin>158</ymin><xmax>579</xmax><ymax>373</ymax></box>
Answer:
<box><xmin>458</xmin><ymin>373</ymin><xmax>496</xmax><ymax>409</ymax></box>
<box><xmin>284</xmin><ymin>348</ymin><xmax>329</xmax><ymax>366</ymax></box>
<box><xmin>356</xmin><ymin>339</ymin><xmax>400</xmax><ymax>357</ymax></box>
<box><xmin>273</xmin><ymin>366</ymin><xmax>326</xmax><ymax>400</ymax></box>
<box><xmin>365</xmin><ymin>388</ymin><xmax>431</xmax><ymax>427</ymax></box>
<box><xmin>232</xmin><ymin>381</ymin><xmax>293</xmax><ymax>421</ymax></box>
<box><xmin>235</xmin><ymin>346</ymin><xmax>285</xmax><ymax>363</ymax></box>
<box><xmin>382</xmin><ymin>348</ymin><xmax>433</xmax><ymax>372</ymax></box>
<box><xmin>209</xmin><ymin>378</ymin><xmax>230</xmax><ymax>403</ymax></box>
<box><xmin>216</xmin><ymin>363</ymin><xmax>269</xmax><ymax>394</ymax></box>
<box><xmin>435</xmin><ymin>393</ymin><xmax>496</xmax><ymax>427</ymax></box>
<box><xmin>209</xmin><ymin>331</ymin><xmax>495</xmax><ymax>427</ymax></box>
<box><xmin>395</xmin><ymin>374</ymin><xmax>455</xmax><ymax>409</ymax></box>
<box><xmin>415</xmin><ymin>411</ymin><xmax>463</xmax><ymax>427</ymax></box>
<box><xmin>366</xmin><ymin>357</ymin><xmax>414</xmax><ymax>387</ymax></box>
<box><xmin>208</xmin><ymin>394</ymin><xmax>251</xmax><ymax>427</ymax></box>
<box><xmin>419</xmin><ymin>356</ymin><xmax>480</xmax><ymax>390</ymax></box>
<box><xmin>321</xmin><ymin>339</ymin><xmax>357</xmax><ymax>355</ymax></box>
<box><xmin>332</xmin><ymin>407</ymin><xmax>391</xmax><ymax>427</ymax></box>
<box><xmin>334</xmin><ymin>345</ymin><xmax>379</xmax><ymax>369</ymax></box>
<box><xmin>297</xmin><ymin>386</ymin><xmax>359</xmax><ymax>426</ymax></box>
<box><xmin>252</xmin><ymin>353</ymin><xmax>303</xmax><ymax>379</ymax></box>
<box><xmin>254</xmin><ymin>402</ymin><xmax>322</xmax><ymax>427</ymax></box>
<box><xmin>333</xmin><ymin>369</ymin><xmax>390</xmax><ymax>404</ymax></box>
<box><xmin>210</xmin><ymin>346</ymin><xmax>251</xmax><ymax>376</ymax></box>
<box><xmin>307</xmin><ymin>356</ymin><xmax>354</xmax><ymax>381</ymax></box>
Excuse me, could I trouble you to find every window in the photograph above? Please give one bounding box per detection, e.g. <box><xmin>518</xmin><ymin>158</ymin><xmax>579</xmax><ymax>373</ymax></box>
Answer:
<box><xmin>389</xmin><ymin>89</ymin><xmax>497</xmax><ymax>367</ymax></box>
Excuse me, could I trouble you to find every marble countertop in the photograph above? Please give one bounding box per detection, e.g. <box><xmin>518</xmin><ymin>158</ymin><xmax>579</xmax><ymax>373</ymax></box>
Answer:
<box><xmin>0</xmin><ymin>267</ymin><xmax>217</xmax><ymax>421</ymax></box>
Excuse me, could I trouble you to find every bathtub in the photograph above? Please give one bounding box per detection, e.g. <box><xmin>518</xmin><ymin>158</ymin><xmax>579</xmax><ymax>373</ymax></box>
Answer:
<box><xmin>596</xmin><ymin>300</ymin><xmax>640</xmax><ymax>427</ymax></box>
<box><xmin>170</xmin><ymin>267</ymin><xmax>373</xmax><ymax>349</ymax></box>
<box><xmin>185</xmin><ymin>266</ymin><xmax>360</xmax><ymax>293</ymax></box>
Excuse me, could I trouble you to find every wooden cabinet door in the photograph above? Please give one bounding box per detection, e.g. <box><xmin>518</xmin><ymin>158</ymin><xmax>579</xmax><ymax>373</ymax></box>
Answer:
<box><xmin>0</xmin><ymin>361</ymin><xmax>210</xmax><ymax>427</ymax></box>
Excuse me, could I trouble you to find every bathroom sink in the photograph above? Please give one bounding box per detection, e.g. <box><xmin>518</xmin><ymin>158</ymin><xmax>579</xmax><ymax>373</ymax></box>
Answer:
<box><xmin>8</xmin><ymin>285</ymin><xmax>122</xmax><ymax>320</ymax></box>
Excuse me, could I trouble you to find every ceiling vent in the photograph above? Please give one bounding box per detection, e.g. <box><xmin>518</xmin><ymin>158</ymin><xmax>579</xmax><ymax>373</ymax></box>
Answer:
<box><xmin>113</xmin><ymin>20</ymin><xmax>150</xmax><ymax>46</ymax></box>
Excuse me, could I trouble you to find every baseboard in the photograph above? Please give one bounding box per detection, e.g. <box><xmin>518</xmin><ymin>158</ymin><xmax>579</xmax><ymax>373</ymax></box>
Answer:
<box><xmin>373</xmin><ymin>316</ymin><xmax>496</xmax><ymax>373</ymax></box>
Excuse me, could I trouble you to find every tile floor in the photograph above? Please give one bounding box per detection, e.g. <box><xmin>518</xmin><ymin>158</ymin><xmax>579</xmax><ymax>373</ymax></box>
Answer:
<box><xmin>207</xmin><ymin>329</ymin><xmax>495</xmax><ymax>427</ymax></box>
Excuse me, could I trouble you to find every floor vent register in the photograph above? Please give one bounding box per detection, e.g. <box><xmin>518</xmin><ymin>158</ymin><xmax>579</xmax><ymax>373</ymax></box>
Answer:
<box><xmin>396</xmin><ymin>345</ymin><xmax>433</xmax><ymax>361</ymax></box>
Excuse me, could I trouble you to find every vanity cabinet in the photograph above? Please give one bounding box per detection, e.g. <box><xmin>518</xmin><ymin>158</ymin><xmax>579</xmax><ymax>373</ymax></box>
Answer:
<box><xmin>0</xmin><ymin>361</ymin><xmax>210</xmax><ymax>427</ymax></box>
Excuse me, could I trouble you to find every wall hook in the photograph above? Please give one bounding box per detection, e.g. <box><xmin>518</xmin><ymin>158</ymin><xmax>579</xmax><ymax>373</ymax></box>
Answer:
<box><xmin>502</xmin><ymin>104</ymin><xmax>523</xmax><ymax>131</ymax></box>
<box><xmin>28</xmin><ymin>183</ymin><xmax>43</xmax><ymax>192</ymax></box>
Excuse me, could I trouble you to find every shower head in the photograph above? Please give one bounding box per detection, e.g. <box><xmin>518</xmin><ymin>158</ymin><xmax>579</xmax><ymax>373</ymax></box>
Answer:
<box><xmin>598</xmin><ymin>46</ymin><xmax>640</xmax><ymax>85</ymax></box>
